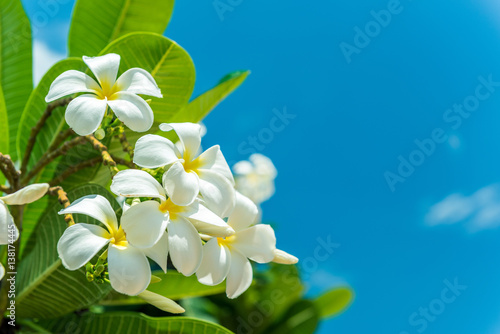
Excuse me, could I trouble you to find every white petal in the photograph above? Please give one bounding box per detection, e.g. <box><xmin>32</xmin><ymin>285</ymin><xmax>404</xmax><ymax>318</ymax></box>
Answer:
<box><xmin>163</xmin><ymin>161</ymin><xmax>199</xmax><ymax>206</ymax></box>
<box><xmin>167</xmin><ymin>216</ymin><xmax>202</xmax><ymax>276</ymax></box>
<box><xmin>59</xmin><ymin>195</ymin><xmax>119</xmax><ymax>233</ymax></box>
<box><xmin>142</xmin><ymin>233</ymin><xmax>169</xmax><ymax>273</ymax></box>
<box><xmin>0</xmin><ymin>201</ymin><xmax>17</xmax><ymax>245</ymax></box>
<box><xmin>0</xmin><ymin>263</ymin><xmax>4</xmax><ymax>280</ymax></box>
<box><xmin>196</xmin><ymin>145</ymin><xmax>234</xmax><ymax>185</ymax></box>
<box><xmin>83</xmin><ymin>53</ymin><xmax>120</xmax><ymax>88</ymax></box>
<box><xmin>196</xmin><ymin>238</ymin><xmax>231</xmax><ymax>286</ymax></box>
<box><xmin>226</xmin><ymin>250</ymin><xmax>253</xmax><ymax>299</ymax></box>
<box><xmin>65</xmin><ymin>94</ymin><xmax>107</xmax><ymax>136</ymax></box>
<box><xmin>182</xmin><ymin>200</ymin><xmax>234</xmax><ymax>237</ymax></box>
<box><xmin>227</xmin><ymin>192</ymin><xmax>258</xmax><ymax>232</ymax></box>
<box><xmin>45</xmin><ymin>70</ymin><xmax>99</xmax><ymax>102</ymax></box>
<box><xmin>107</xmin><ymin>92</ymin><xmax>154</xmax><ymax>132</ymax></box>
<box><xmin>133</xmin><ymin>134</ymin><xmax>180</xmax><ymax>168</ymax></box>
<box><xmin>111</xmin><ymin>169</ymin><xmax>166</xmax><ymax>200</ymax></box>
<box><xmin>250</xmin><ymin>154</ymin><xmax>277</xmax><ymax>178</ymax></box>
<box><xmin>120</xmin><ymin>200</ymin><xmax>168</xmax><ymax>249</ymax></box>
<box><xmin>233</xmin><ymin>160</ymin><xmax>253</xmax><ymax>175</ymax></box>
<box><xmin>108</xmin><ymin>243</ymin><xmax>151</xmax><ymax>296</ymax></box>
<box><xmin>115</xmin><ymin>68</ymin><xmax>162</xmax><ymax>98</ymax></box>
<box><xmin>159</xmin><ymin>123</ymin><xmax>202</xmax><ymax>160</ymax></box>
<box><xmin>198</xmin><ymin>170</ymin><xmax>235</xmax><ymax>218</ymax></box>
<box><xmin>138</xmin><ymin>290</ymin><xmax>185</xmax><ymax>313</ymax></box>
<box><xmin>57</xmin><ymin>223</ymin><xmax>110</xmax><ymax>270</ymax></box>
<box><xmin>231</xmin><ymin>224</ymin><xmax>276</xmax><ymax>263</ymax></box>
<box><xmin>1</xmin><ymin>183</ymin><xmax>49</xmax><ymax>205</ymax></box>
<box><xmin>272</xmin><ymin>249</ymin><xmax>298</xmax><ymax>264</ymax></box>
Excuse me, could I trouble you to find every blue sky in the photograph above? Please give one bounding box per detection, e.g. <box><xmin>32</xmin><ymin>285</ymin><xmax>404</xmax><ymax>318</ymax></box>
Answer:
<box><xmin>21</xmin><ymin>0</ymin><xmax>500</xmax><ymax>333</ymax></box>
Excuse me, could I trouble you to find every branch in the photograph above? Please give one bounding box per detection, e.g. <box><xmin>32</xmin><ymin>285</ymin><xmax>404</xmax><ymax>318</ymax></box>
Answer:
<box><xmin>47</xmin><ymin>128</ymin><xmax>75</xmax><ymax>153</ymax></box>
<box><xmin>0</xmin><ymin>185</ymin><xmax>12</xmax><ymax>194</ymax></box>
<box><xmin>84</xmin><ymin>135</ymin><xmax>119</xmax><ymax>175</ymax></box>
<box><xmin>22</xmin><ymin>136</ymin><xmax>87</xmax><ymax>185</ymax></box>
<box><xmin>111</xmin><ymin>155</ymin><xmax>135</xmax><ymax>169</ymax></box>
<box><xmin>48</xmin><ymin>157</ymin><xmax>102</xmax><ymax>186</ymax></box>
<box><xmin>48</xmin><ymin>186</ymin><xmax>74</xmax><ymax>226</ymax></box>
<box><xmin>0</xmin><ymin>153</ymin><xmax>20</xmax><ymax>189</ymax></box>
<box><xmin>20</xmin><ymin>98</ymin><xmax>72</xmax><ymax>176</ymax></box>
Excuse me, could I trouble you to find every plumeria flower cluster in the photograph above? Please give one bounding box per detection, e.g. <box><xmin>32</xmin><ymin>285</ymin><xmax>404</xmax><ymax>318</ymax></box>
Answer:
<box><xmin>0</xmin><ymin>184</ymin><xmax>49</xmax><ymax>279</ymax></box>
<box><xmin>47</xmin><ymin>53</ymin><xmax>296</xmax><ymax>308</ymax></box>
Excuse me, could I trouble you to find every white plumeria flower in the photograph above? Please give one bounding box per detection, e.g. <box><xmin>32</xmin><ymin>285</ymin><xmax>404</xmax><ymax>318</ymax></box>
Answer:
<box><xmin>45</xmin><ymin>53</ymin><xmax>162</xmax><ymax>136</ymax></box>
<box><xmin>233</xmin><ymin>154</ymin><xmax>277</xmax><ymax>205</ymax></box>
<box><xmin>196</xmin><ymin>192</ymin><xmax>297</xmax><ymax>299</ymax></box>
<box><xmin>57</xmin><ymin>195</ymin><xmax>169</xmax><ymax>296</ymax></box>
<box><xmin>0</xmin><ymin>183</ymin><xmax>50</xmax><ymax>279</ymax></box>
<box><xmin>133</xmin><ymin>123</ymin><xmax>235</xmax><ymax>217</ymax></box>
<box><xmin>111</xmin><ymin>169</ymin><xmax>234</xmax><ymax>276</ymax></box>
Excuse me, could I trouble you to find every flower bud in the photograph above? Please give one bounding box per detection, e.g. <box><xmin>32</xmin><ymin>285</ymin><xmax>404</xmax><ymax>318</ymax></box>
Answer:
<box><xmin>94</xmin><ymin>128</ymin><xmax>105</xmax><ymax>140</ymax></box>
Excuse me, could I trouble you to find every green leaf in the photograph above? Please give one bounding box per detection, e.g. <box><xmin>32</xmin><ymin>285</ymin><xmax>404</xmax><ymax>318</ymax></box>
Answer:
<box><xmin>16</xmin><ymin>184</ymin><xmax>118</xmax><ymax>318</ymax></box>
<box><xmin>35</xmin><ymin>312</ymin><xmax>234</xmax><ymax>334</ymax></box>
<box><xmin>100</xmin><ymin>271</ymin><xmax>226</xmax><ymax>306</ymax></box>
<box><xmin>313</xmin><ymin>286</ymin><xmax>353</xmax><ymax>319</ymax></box>
<box><xmin>268</xmin><ymin>300</ymin><xmax>319</xmax><ymax>334</ymax></box>
<box><xmin>99</xmin><ymin>32</ymin><xmax>195</xmax><ymax>122</ymax></box>
<box><xmin>68</xmin><ymin>0</ymin><xmax>175</xmax><ymax>57</ymax></box>
<box><xmin>171</xmin><ymin>70</ymin><xmax>250</xmax><ymax>123</ymax></box>
<box><xmin>0</xmin><ymin>0</ymin><xmax>33</xmax><ymax>160</ymax></box>
<box><xmin>17</xmin><ymin>58</ymin><xmax>87</xmax><ymax>253</ymax></box>
<box><xmin>0</xmin><ymin>87</ymin><xmax>8</xmax><ymax>183</ymax></box>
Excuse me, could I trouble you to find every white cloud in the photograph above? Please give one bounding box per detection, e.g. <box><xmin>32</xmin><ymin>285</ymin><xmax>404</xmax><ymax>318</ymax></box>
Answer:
<box><xmin>425</xmin><ymin>183</ymin><xmax>500</xmax><ymax>232</ymax></box>
<box><xmin>33</xmin><ymin>39</ymin><xmax>65</xmax><ymax>85</ymax></box>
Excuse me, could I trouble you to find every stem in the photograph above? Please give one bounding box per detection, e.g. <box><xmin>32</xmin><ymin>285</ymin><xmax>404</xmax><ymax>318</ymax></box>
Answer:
<box><xmin>84</xmin><ymin>135</ymin><xmax>119</xmax><ymax>176</ymax></box>
<box><xmin>47</xmin><ymin>128</ymin><xmax>74</xmax><ymax>154</ymax></box>
<box><xmin>0</xmin><ymin>185</ymin><xmax>11</xmax><ymax>194</ymax></box>
<box><xmin>20</xmin><ymin>98</ymin><xmax>72</xmax><ymax>176</ymax></box>
<box><xmin>116</xmin><ymin>128</ymin><xmax>134</xmax><ymax>159</ymax></box>
<box><xmin>112</xmin><ymin>155</ymin><xmax>135</xmax><ymax>169</ymax></box>
<box><xmin>48</xmin><ymin>186</ymin><xmax>74</xmax><ymax>226</ymax></box>
<box><xmin>21</xmin><ymin>136</ymin><xmax>87</xmax><ymax>185</ymax></box>
<box><xmin>0</xmin><ymin>154</ymin><xmax>20</xmax><ymax>190</ymax></box>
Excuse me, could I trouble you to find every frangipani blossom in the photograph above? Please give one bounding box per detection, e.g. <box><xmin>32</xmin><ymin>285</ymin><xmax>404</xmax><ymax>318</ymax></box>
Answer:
<box><xmin>45</xmin><ymin>53</ymin><xmax>162</xmax><ymax>136</ymax></box>
<box><xmin>57</xmin><ymin>195</ymin><xmax>169</xmax><ymax>296</ymax></box>
<box><xmin>133</xmin><ymin>122</ymin><xmax>235</xmax><ymax>217</ymax></box>
<box><xmin>233</xmin><ymin>154</ymin><xmax>277</xmax><ymax>205</ymax></box>
<box><xmin>0</xmin><ymin>183</ymin><xmax>50</xmax><ymax>279</ymax></box>
<box><xmin>111</xmin><ymin>169</ymin><xmax>234</xmax><ymax>276</ymax></box>
<box><xmin>196</xmin><ymin>192</ymin><xmax>298</xmax><ymax>299</ymax></box>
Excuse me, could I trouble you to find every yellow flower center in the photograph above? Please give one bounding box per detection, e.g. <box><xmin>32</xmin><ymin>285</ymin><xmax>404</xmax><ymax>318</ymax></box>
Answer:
<box><xmin>217</xmin><ymin>236</ymin><xmax>235</xmax><ymax>247</ymax></box>
<box><xmin>108</xmin><ymin>226</ymin><xmax>128</xmax><ymax>248</ymax></box>
<box><xmin>95</xmin><ymin>80</ymin><xmax>119</xmax><ymax>100</ymax></box>
<box><xmin>183</xmin><ymin>157</ymin><xmax>201</xmax><ymax>174</ymax></box>
<box><xmin>159</xmin><ymin>198</ymin><xmax>186</xmax><ymax>220</ymax></box>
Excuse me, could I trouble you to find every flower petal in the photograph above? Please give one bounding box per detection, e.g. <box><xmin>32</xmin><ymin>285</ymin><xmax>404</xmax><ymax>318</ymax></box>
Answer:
<box><xmin>83</xmin><ymin>53</ymin><xmax>120</xmax><ymax>88</ymax></box>
<box><xmin>0</xmin><ymin>263</ymin><xmax>4</xmax><ymax>280</ymax></box>
<box><xmin>108</xmin><ymin>243</ymin><xmax>151</xmax><ymax>296</ymax></box>
<box><xmin>163</xmin><ymin>161</ymin><xmax>199</xmax><ymax>206</ymax></box>
<box><xmin>159</xmin><ymin>123</ymin><xmax>202</xmax><ymax>159</ymax></box>
<box><xmin>196</xmin><ymin>145</ymin><xmax>234</xmax><ymax>185</ymax></box>
<box><xmin>65</xmin><ymin>94</ymin><xmax>108</xmax><ymax>136</ymax></box>
<box><xmin>57</xmin><ymin>223</ymin><xmax>110</xmax><ymax>270</ymax></box>
<box><xmin>120</xmin><ymin>200</ymin><xmax>168</xmax><ymax>249</ymax></box>
<box><xmin>226</xmin><ymin>250</ymin><xmax>253</xmax><ymax>299</ymax></box>
<box><xmin>198</xmin><ymin>169</ymin><xmax>235</xmax><ymax>218</ymax></box>
<box><xmin>138</xmin><ymin>290</ymin><xmax>185</xmax><ymax>313</ymax></box>
<box><xmin>107</xmin><ymin>92</ymin><xmax>154</xmax><ymax>132</ymax></box>
<box><xmin>115</xmin><ymin>68</ymin><xmax>162</xmax><ymax>98</ymax></box>
<box><xmin>1</xmin><ymin>183</ymin><xmax>49</xmax><ymax>205</ymax></box>
<box><xmin>133</xmin><ymin>134</ymin><xmax>180</xmax><ymax>168</ymax></box>
<box><xmin>196</xmin><ymin>238</ymin><xmax>231</xmax><ymax>286</ymax></box>
<box><xmin>142</xmin><ymin>233</ymin><xmax>169</xmax><ymax>273</ymax></box>
<box><xmin>167</xmin><ymin>216</ymin><xmax>202</xmax><ymax>276</ymax></box>
<box><xmin>59</xmin><ymin>195</ymin><xmax>119</xmax><ymax>233</ymax></box>
<box><xmin>111</xmin><ymin>169</ymin><xmax>166</xmax><ymax>200</ymax></box>
<box><xmin>0</xmin><ymin>201</ymin><xmax>17</xmax><ymax>245</ymax></box>
<box><xmin>45</xmin><ymin>70</ymin><xmax>99</xmax><ymax>102</ymax></box>
<box><xmin>272</xmin><ymin>249</ymin><xmax>298</xmax><ymax>264</ymax></box>
<box><xmin>231</xmin><ymin>224</ymin><xmax>276</xmax><ymax>263</ymax></box>
<box><xmin>182</xmin><ymin>200</ymin><xmax>234</xmax><ymax>237</ymax></box>
<box><xmin>227</xmin><ymin>192</ymin><xmax>259</xmax><ymax>231</ymax></box>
